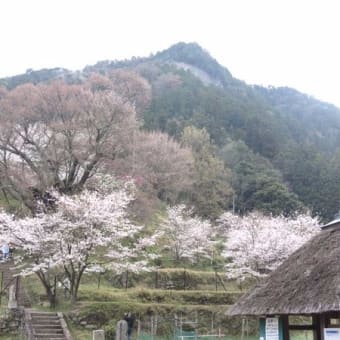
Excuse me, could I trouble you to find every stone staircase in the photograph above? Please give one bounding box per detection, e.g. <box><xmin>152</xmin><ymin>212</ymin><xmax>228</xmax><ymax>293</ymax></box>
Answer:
<box><xmin>25</xmin><ymin>310</ymin><xmax>72</xmax><ymax>340</ymax></box>
<box><xmin>0</xmin><ymin>260</ymin><xmax>72</xmax><ymax>339</ymax></box>
<box><xmin>0</xmin><ymin>258</ymin><xmax>31</xmax><ymax>307</ymax></box>
<box><xmin>0</xmin><ymin>258</ymin><xmax>17</xmax><ymax>289</ymax></box>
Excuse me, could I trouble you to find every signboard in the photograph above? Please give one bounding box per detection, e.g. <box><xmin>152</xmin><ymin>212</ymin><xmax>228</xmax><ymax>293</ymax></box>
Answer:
<box><xmin>265</xmin><ymin>318</ymin><xmax>279</xmax><ymax>340</ymax></box>
<box><xmin>325</xmin><ymin>328</ymin><xmax>340</xmax><ymax>340</ymax></box>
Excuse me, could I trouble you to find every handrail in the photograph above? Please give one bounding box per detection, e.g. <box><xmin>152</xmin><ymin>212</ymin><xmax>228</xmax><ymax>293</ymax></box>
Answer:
<box><xmin>57</xmin><ymin>312</ymin><xmax>73</xmax><ymax>340</ymax></box>
<box><xmin>0</xmin><ymin>274</ymin><xmax>18</xmax><ymax>297</ymax></box>
<box><xmin>24</xmin><ymin>308</ymin><xmax>34</xmax><ymax>340</ymax></box>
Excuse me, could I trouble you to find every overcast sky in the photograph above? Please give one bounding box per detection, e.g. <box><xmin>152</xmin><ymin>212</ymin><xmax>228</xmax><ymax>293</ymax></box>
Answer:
<box><xmin>1</xmin><ymin>0</ymin><xmax>340</xmax><ymax>106</ymax></box>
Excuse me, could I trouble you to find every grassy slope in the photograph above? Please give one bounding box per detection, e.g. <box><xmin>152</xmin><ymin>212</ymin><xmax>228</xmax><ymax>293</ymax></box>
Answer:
<box><xmin>1</xmin><ymin>275</ymin><xmax>314</xmax><ymax>340</ymax></box>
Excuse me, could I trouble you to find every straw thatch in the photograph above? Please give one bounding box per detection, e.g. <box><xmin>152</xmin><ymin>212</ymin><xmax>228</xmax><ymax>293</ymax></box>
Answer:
<box><xmin>228</xmin><ymin>222</ymin><xmax>340</xmax><ymax>316</ymax></box>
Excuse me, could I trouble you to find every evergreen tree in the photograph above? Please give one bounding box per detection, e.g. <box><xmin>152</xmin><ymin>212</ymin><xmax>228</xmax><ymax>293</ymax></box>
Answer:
<box><xmin>181</xmin><ymin>126</ymin><xmax>232</xmax><ymax>219</ymax></box>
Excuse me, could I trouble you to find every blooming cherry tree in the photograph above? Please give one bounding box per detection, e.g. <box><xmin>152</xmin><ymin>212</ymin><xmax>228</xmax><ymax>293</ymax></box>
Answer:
<box><xmin>160</xmin><ymin>205</ymin><xmax>215</xmax><ymax>264</ymax></box>
<box><xmin>106</xmin><ymin>231</ymin><xmax>161</xmax><ymax>275</ymax></box>
<box><xmin>219</xmin><ymin>211</ymin><xmax>320</xmax><ymax>281</ymax></box>
<box><xmin>0</xmin><ymin>181</ymin><xmax>159</xmax><ymax>304</ymax></box>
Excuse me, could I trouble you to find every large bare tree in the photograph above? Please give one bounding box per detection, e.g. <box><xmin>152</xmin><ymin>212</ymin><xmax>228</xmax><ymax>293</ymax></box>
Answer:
<box><xmin>108</xmin><ymin>130</ymin><xmax>194</xmax><ymax>220</ymax></box>
<box><xmin>0</xmin><ymin>73</ymin><xmax>146</xmax><ymax>212</ymax></box>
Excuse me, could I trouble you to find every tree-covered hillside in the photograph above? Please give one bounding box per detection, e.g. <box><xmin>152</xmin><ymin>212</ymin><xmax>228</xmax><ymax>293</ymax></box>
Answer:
<box><xmin>1</xmin><ymin>42</ymin><xmax>340</xmax><ymax>221</ymax></box>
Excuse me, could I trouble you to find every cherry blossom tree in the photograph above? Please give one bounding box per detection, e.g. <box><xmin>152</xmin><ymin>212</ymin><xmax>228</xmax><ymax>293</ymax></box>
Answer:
<box><xmin>111</xmin><ymin>131</ymin><xmax>194</xmax><ymax>200</ymax></box>
<box><xmin>0</xmin><ymin>179</ymin><xmax>159</xmax><ymax>305</ymax></box>
<box><xmin>160</xmin><ymin>205</ymin><xmax>215</xmax><ymax>264</ymax></box>
<box><xmin>219</xmin><ymin>211</ymin><xmax>320</xmax><ymax>281</ymax></box>
<box><xmin>105</xmin><ymin>232</ymin><xmax>161</xmax><ymax>289</ymax></box>
<box><xmin>108</xmin><ymin>69</ymin><xmax>152</xmax><ymax>114</ymax></box>
<box><xmin>0</xmin><ymin>72</ymin><xmax>147</xmax><ymax>212</ymax></box>
<box><xmin>106</xmin><ymin>231</ymin><xmax>161</xmax><ymax>275</ymax></box>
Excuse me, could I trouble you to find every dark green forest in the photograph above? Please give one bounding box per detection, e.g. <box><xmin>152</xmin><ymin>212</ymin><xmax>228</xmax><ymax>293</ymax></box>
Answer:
<box><xmin>2</xmin><ymin>42</ymin><xmax>340</xmax><ymax>222</ymax></box>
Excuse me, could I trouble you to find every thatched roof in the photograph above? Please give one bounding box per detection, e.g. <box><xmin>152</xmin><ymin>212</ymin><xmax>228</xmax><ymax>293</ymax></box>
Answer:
<box><xmin>228</xmin><ymin>222</ymin><xmax>340</xmax><ymax>316</ymax></box>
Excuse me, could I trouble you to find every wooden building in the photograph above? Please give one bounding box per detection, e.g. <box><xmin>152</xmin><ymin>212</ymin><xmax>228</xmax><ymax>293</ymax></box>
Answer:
<box><xmin>228</xmin><ymin>219</ymin><xmax>340</xmax><ymax>340</ymax></box>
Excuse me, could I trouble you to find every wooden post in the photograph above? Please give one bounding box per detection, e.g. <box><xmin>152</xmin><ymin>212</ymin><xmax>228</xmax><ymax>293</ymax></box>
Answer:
<box><xmin>281</xmin><ymin>315</ymin><xmax>290</xmax><ymax>340</ymax></box>
<box><xmin>8</xmin><ymin>285</ymin><xmax>17</xmax><ymax>309</ymax></box>
<box><xmin>150</xmin><ymin>315</ymin><xmax>154</xmax><ymax>340</ymax></box>
<box><xmin>15</xmin><ymin>276</ymin><xmax>20</xmax><ymax>302</ymax></box>
<box><xmin>53</xmin><ymin>275</ymin><xmax>57</xmax><ymax>308</ymax></box>
<box><xmin>211</xmin><ymin>311</ymin><xmax>214</xmax><ymax>333</ymax></box>
<box><xmin>215</xmin><ymin>269</ymin><xmax>218</xmax><ymax>291</ymax></box>
<box><xmin>320</xmin><ymin>314</ymin><xmax>325</xmax><ymax>340</ymax></box>
<box><xmin>241</xmin><ymin>318</ymin><xmax>245</xmax><ymax>340</ymax></box>
<box><xmin>313</xmin><ymin>314</ymin><xmax>325</xmax><ymax>340</ymax></box>
<box><xmin>183</xmin><ymin>270</ymin><xmax>186</xmax><ymax>290</ymax></box>
<box><xmin>97</xmin><ymin>274</ymin><xmax>101</xmax><ymax>289</ymax></box>
<box><xmin>0</xmin><ymin>271</ymin><xmax>3</xmax><ymax>305</ymax></box>
<box><xmin>136</xmin><ymin>319</ymin><xmax>141</xmax><ymax>339</ymax></box>
<box><xmin>259</xmin><ymin>318</ymin><xmax>265</xmax><ymax>339</ymax></box>
<box><xmin>154</xmin><ymin>315</ymin><xmax>158</xmax><ymax>336</ymax></box>
<box><xmin>313</xmin><ymin>315</ymin><xmax>320</xmax><ymax>340</ymax></box>
<box><xmin>155</xmin><ymin>270</ymin><xmax>159</xmax><ymax>289</ymax></box>
<box><xmin>180</xmin><ymin>314</ymin><xmax>183</xmax><ymax>334</ymax></box>
<box><xmin>125</xmin><ymin>270</ymin><xmax>129</xmax><ymax>290</ymax></box>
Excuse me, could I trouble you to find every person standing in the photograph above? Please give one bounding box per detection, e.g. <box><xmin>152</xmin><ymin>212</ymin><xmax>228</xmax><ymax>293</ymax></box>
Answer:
<box><xmin>1</xmin><ymin>243</ymin><xmax>9</xmax><ymax>261</ymax></box>
<box><xmin>124</xmin><ymin>312</ymin><xmax>135</xmax><ymax>340</ymax></box>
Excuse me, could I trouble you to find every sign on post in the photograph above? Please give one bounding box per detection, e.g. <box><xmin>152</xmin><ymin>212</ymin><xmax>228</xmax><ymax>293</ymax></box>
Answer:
<box><xmin>265</xmin><ymin>318</ymin><xmax>279</xmax><ymax>340</ymax></box>
<box><xmin>324</xmin><ymin>328</ymin><xmax>340</xmax><ymax>339</ymax></box>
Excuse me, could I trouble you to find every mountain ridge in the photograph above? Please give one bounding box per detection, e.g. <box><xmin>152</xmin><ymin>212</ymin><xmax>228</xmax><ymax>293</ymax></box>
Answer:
<box><xmin>0</xmin><ymin>42</ymin><xmax>337</xmax><ymax>109</ymax></box>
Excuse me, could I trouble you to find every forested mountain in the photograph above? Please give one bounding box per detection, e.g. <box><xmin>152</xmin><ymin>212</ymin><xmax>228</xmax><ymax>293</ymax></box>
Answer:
<box><xmin>1</xmin><ymin>42</ymin><xmax>340</xmax><ymax>221</ymax></box>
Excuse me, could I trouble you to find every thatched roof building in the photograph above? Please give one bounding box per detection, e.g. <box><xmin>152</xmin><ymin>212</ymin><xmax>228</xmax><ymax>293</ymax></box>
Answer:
<box><xmin>229</xmin><ymin>219</ymin><xmax>340</xmax><ymax>316</ymax></box>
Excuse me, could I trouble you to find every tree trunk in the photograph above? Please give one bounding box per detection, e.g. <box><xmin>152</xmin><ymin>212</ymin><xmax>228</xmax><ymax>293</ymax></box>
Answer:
<box><xmin>45</xmin><ymin>284</ymin><xmax>57</xmax><ymax>308</ymax></box>
<box><xmin>36</xmin><ymin>271</ymin><xmax>57</xmax><ymax>308</ymax></box>
<box><xmin>70</xmin><ymin>265</ymin><xmax>87</xmax><ymax>304</ymax></box>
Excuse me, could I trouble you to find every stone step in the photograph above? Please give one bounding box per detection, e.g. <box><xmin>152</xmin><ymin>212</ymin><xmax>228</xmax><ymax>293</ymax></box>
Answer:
<box><xmin>34</xmin><ymin>335</ymin><xmax>66</xmax><ymax>340</ymax></box>
<box><xmin>35</xmin><ymin>338</ymin><xmax>65</xmax><ymax>340</ymax></box>
<box><xmin>34</xmin><ymin>335</ymin><xmax>66</xmax><ymax>339</ymax></box>
<box><xmin>31</xmin><ymin>312</ymin><xmax>58</xmax><ymax>316</ymax></box>
<box><xmin>32</xmin><ymin>320</ymin><xmax>60</xmax><ymax>325</ymax></box>
<box><xmin>33</xmin><ymin>324</ymin><xmax>63</xmax><ymax>329</ymax></box>
<box><xmin>33</xmin><ymin>329</ymin><xmax>64</xmax><ymax>337</ymax></box>
<box><xmin>32</xmin><ymin>316</ymin><xmax>60</xmax><ymax>320</ymax></box>
<box><xmin>32</xmin><ymin>325</ymin><xmax>62</xmax><ymax>330</ymax></box>
<box><xmin>34</xmin><ymin>330</ymin><xmax>64</xmax><ymax>335</ymax></box>
<box><xmin>33</xmin><ymin>324</ymin><xmax>62</xmax><ymax>330</ymax></box>
<box><xmin>32</xmin><ymin>319</ymin><xmax>60</xmax><ymax>325</ymax></box>
<box><xmin>33</xmin><ymin>326</ymin><xmax>64</xmax><ymax>331</ymax></box>
<box><xmin>25</xmin><ymin>309</ymin><xmax>71</xmax><ymax>340</ymax></box>
<box><xmin>34</xmin><ymin>334</ymin><xmax>65</xmax><ymax>337</ymax></box>
<box><xmin>32</xmin><ymin>319</ymin><xmax>61</xmax><ymax>324</ymax></box>
<box><xmin>34</xmin><ymin>338</ymin><xmax>65</xmax><ymax>340</ymax></box>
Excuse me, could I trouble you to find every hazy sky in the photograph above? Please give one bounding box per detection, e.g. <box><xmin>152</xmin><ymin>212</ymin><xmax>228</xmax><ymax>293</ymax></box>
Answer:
<box><xmin>1</xmin><ymin>0</ymin><xmax>340</xmax><ymax>106</ymax></box>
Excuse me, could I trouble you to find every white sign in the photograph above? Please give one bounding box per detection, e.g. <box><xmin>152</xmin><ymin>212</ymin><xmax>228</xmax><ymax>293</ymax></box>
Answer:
<box><xmin>265</xmin><ymin>318</ymin><xmax>279</xmax><ymax>340</ymax></box>
<box><xmin>325</xmin><ymin>328</ymin><xmax>340</xmax><ymax>339</ymax></box>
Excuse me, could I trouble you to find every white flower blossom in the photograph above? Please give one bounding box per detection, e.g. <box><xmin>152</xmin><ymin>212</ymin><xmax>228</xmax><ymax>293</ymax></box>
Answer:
<box><xmin>219</xmin><ymin>211</ymin><xmax>321</xmax><ymax>279</ymax></box>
